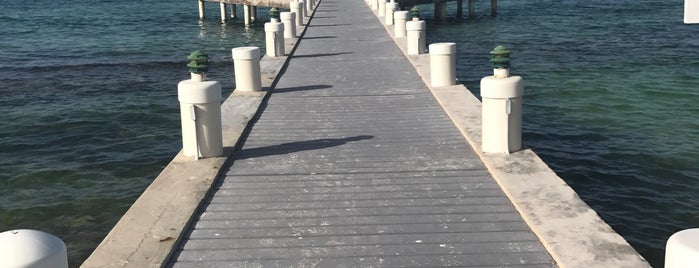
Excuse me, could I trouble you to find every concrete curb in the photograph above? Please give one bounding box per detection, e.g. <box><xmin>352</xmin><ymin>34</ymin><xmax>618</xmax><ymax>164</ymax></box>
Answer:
<box><xmin>80</xmin><ymin>4</ymin><xmax>320</xmax><ymax>267</ymax></box>
<box><xmin>369</xmin><ymin>6</ymin><xmax>651</xmax><ymax>268</ymax></box>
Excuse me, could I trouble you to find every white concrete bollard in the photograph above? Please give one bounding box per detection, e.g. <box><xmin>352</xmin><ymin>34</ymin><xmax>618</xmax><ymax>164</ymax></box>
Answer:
<box><xmin>385</xmin><ymin>2</ymin><xmax>398</xmax><ymax>25</ymax></box>
<box><xmin>378</xmin><ymin>0</ymin><xmax>386</xmax><ymax>15</ymax></box>
<box><xmin>480</xmin><ymin>46</ymin><xmax>523</xmax><ymax>154</ymax></box>
<box><xmin>232</xmin><ymin>47</ymin><xmax>262</xmax><ymax>92</ymax></box>
<box><xmin>429</xmin><ymin>42</ymin><xmax>456</xmax><ymax>87</ymax></box>
<box><xmin>394</xmin><ymin>11</ymin><xmax>410</xmax><ymax>37</ymax></box>
<box><xmin>281</xmin><ymin>12</ymin><xmax>297</xmax><ymax>38</ymax></box>
<box><xmin>666</xmin><ymin>228</ymin><xmax>699</xmax><ymax>268</ymax></box>
<box><xmin>178</xmin><ymin>51</ymin><xmax>223</xmax><ymax>159</ymax></box>
<box><xmin>306</xmin><ymin>0</ymin><xmax>313</xmax><ymax>16</ymax></box>
<box><xmin>0</xmin><ymin>229</ymin><xmax>68</xmax><ymax>268</ymax></box>
<box><xmin>290</xmin><ymin>1</ymin><xmax>304</xmax><ymax>26</ymax></box>
<box><xmin>406</xmin><ymin>18</ymin><xmax>426</xmax><ymax>55</ymax></box>
<box><xmin>264</xmin><ymin>19</ymin><xmax>285</xmax><ymax>57</ymax></box>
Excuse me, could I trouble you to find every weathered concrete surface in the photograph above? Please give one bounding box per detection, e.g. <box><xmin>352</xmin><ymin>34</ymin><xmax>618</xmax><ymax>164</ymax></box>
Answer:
<box><xmin>371</xmin><ymin>6</ymin><xmax>651</xmax><ymax>268</ymax></box>
<box><xmin>80</xmin><ymin>13</ymin><xmax>313</xmax><ymax>268</ymax></box>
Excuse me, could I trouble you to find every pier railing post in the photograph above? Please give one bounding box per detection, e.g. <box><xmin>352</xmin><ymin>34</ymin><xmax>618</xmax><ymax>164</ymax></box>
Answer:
<box><xmin>244</xmin><ymin>5</ymin><xmax>251</xmax><ymax>26</ymax></box>
<box><xmin>480</xmin><ymin>45</ymin><xmax>523</xmax><ymax>154</ymax></box>
<box><xmin>198</xmin><ymin>0</ymin><xmax>205</xmax><ymax>20</ymax></box>
<box><xmin>0</xmin><ymin>229</ymin><xmax>68</xmax><ymax>268</ymax></box>
<box><xmin>220</xmin><ymin>2</ymin><xmax>227</xmax><ymax>23</ymax></box>
<box><xmin>394</xmin><ymin>11</ymin><xmax>410</xmax><ymax>37</ymax></box>
<box><xmin>290</xmin><ymin>1</ymin><xmax>304</xmax><ymax>26</ymax></box>
<box><xmin>306</xmin><ymin>0</ymin><xmax>313</xmax><ymax>16</ymax></box>
<box><xmin>385</xmin><ymin>0</ymin><xmax>398</xmax><ymax>25</ymax></box>
<box><xmin>406</xmin><ymin>7</ymin><xmax>426</xmax><ymax>55</ymax></box>
<box><xmin>428</xmin><ymin>42</ymin><xmax>456</xmax><ymax>87</ymax></box>
<box><xmin>378</xmin><ymin>0</ymin><xmax>386</xmax><ymax>16</ymax></box>
<box><xmin>178</xmin><ymin>50</ymin><xmax>223</xmax><ymax>159</ymax></box>
<box><xmin>264</xmin><ymin>9</ymin><xmax>285</xmax><ymax>57</ymax></box>
<box><xmin>232</xmin><ymin>46</ymin><xmax>262</xmax><ymax>92</ymax></box>
<box><xmin>281</xmin><ymin>12</ymin><xmax>297</xmax><ymax>38</ymax></box>
<box><xmin>666</xmin><ymin>228</ymin><xmax>699</xmax><ymax>268</ymax></box>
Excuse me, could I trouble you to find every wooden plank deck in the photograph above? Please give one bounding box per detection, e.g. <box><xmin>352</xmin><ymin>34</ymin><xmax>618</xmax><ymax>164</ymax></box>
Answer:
<box><xmin>168</xmin><ymin>0</ymin><xmax>556</xmax><ymax>266</ymax></box>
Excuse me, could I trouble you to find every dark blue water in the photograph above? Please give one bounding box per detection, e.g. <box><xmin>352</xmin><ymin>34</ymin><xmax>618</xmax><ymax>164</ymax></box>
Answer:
<box><xmin>1</xmin><ymin>0</ymin><xmax>697</xmax><ymax>267</ymax></box>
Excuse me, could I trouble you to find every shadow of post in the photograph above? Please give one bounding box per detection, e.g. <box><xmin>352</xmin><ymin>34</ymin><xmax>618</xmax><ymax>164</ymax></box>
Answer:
<box><xmin>235</xmin><ymin>135</ymin><xmax>375</xmax><ymax>159</ymax></box>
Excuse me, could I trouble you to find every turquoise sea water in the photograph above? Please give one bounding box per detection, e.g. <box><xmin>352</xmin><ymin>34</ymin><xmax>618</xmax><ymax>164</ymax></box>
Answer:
<box><xmin>1</xmin><ymin>0</ymin><xmax>697</xmax><ymax>267</ymax></box>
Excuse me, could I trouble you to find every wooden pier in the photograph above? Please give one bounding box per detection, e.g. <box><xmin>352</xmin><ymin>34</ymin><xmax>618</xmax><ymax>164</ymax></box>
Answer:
<box><xmin>197</xmin><ymin>0</ymin><xmax>497</xmax><ymax>24</ymax></box>
<box><xmin>81</xmin><ymin>0</ymin><xmax>652</xmax><ymax>267</ymax></box>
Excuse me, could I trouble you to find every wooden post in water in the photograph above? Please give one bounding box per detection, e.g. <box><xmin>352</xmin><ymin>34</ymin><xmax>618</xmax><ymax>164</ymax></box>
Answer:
<box><xmin>468</xmin><ymin>0</ymin><xmax>475</xmax><ymax>19</ymax></box>
<box><xmin>434</xmin><ymin>0</ymin><xmax>446</xmax><ymax>21</ymax></box>
<box><xmin>230</xmin><ymin>4</ymin><xmax>237</xmax><ymax>19</ymax></box>
<box><xmin>220</xmin><ymin>2</ymin><xmax>227</xmax><ymax>23</ymax></box>
<box><xmin>244</xmin><ymin>5</ymin><xmax>251</xmax><ymax>26</ymax></box>
<box><xmin>457</xmin><ymin>0</ymin><xmax>463</xmax><ymax>19</ymax></box>
<box><xmin>491</xmin><ymin>0</ymin><xmax>497</xmax><ymax>16</ymax></box>
<box><xmin>251</xmin><ymin>6</ymin><xmax>257</xmax><ymax>23</ymax></box>
<box><xmin>198</xmin><ymin>0</ymin><xmax>205</xmax><ymax>19</ymax></box>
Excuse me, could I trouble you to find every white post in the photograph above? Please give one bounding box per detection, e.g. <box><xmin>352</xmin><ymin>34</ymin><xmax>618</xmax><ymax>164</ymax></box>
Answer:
<box><xmin>232</xmin><ymin>47</ymin><xmax>262</xmax><ymax>92</ymax></box>
<box><xmin>281</xmin><ymin>12</ymin><xmax>297</xmax><ymax>38</ymax></box>
<box><xmin>306</xmin><ymin>0</ymin><xmax>313</xmax><ymax>16</ymax></box>
<box><xmin>378</xmin><ymin>0</ymin><xmax>386</xmax><ymax>16</ymax></box>
<box><xmin>385</xmin><ymin>2</ymin><xmax>398</xmax><ymax>25</ymax></box>
<box><xmin>406</xmin><ymin>18</ymin><xmax>426</xmax><ymax>55</ymax></box>
<box><xmin>686</xmin><ymin>0</ymin><xmax>699</xmax><ymax>23</ymax></box>
<box><xmin>265</xmin><ymin>18</ymin><xmax>285</xmax><ymax>57</ymax></box>
<box><xmin>291</xmin><ymin>1</ymin><xmax>304</xmax><ymax>26</ymax></box>
<box><xmin>178</xmin><ymin>52</ymin><xmax>223</xmax><ymax>159</ymax></box>
<box><xmin>0</xmin><ymin>229</ymin><xmax>68</xmax><ymax>268</ymax></box>
<box><xmin>220</xmin><ymin>2</ymin><xmax>227</xmax><ymax>23</ymax></box>
<box><xmin>429</xmin><ymin>42</ymin><xmax>456</xmax><ymax>87</ymax></box>
<box><xmin>299</xmin><ymin>1</ymin><xmax>308</xmax><ymax>19</ymax></box>
<box><xmin>666</xmin><ymin>229</ymin><xmax>699</xmax><ymax>268</ymax></box>
<box><xmin>394</xmin><ymin>11</ymin><xmax>410</xmax><ymax>37</ymax></box>
<box><xmin>480</xmin><ymin>45</ymin><xmax>523</xmax><ymax>154</ymax></box>
<box><xmin>198</xmin><ymin>0</ymin><xmax>205</xmax><ymax>20</ymax></box>
<box><xmin>243</xmin><ymin>5</ymin><xmax>251</xmax><ymax>26</ymax></box>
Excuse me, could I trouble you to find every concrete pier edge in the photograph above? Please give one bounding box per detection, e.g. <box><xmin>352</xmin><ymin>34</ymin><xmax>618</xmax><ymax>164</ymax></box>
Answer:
<box><xmin>368</xmin><ymin>5</ymin><xmax>650</xmax><ymax>268</ymax></box>
<box><xmin>80</xmin><ymin>4</ymin><xmax>319</xmax><ymax>267</ymax></box>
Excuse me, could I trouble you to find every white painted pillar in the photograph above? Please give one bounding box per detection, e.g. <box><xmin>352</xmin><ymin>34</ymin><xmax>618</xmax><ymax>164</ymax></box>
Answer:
<box><xmin>686</xmin><ymin>0</ymin><xmax>699</xmax><ymax>23</ymax></box>
<box><xmin>481</xmin><ymin>66</ymin><xmax>523</xmax><ymax>155</ymax></box>
<box><xmin>265</xmin><ymin>19</ymin><xmax>285</xmax><ymax>57</ymax></box>
<box><xmin>0</xmin><ymin>229</ymin><xmax>68</xmax><ymax>268</ymax></box>
<box><xmin>243</xmin><ymin>5</ymin><xmax>251</xmax><ymax>26</ymax></box>
<box><xmin>666</xmin><ymin>229</ymin><xmax>699</xmax><ymax>268</ymax></box>
<box><xmin>378</xmin><ymin>0</ymin><xmax>386</xmax><ymax>16</ymax></box>
<box><xmin>281</xmin><ymin>12</ymin><xmax>297</xmax><ymax>38</ymax></box>
<box><xmin>198</xmin><ymin>0</ymin><xmax>205</xmax><ymax>19</ymax></box>
<box><xmin>178</xmin><ymin>73</ymin><xmax>223</xmax><ymax>159</ymax></box>
<box><xmin>291</xmin><ymin>1</ymin><xmax>304</xmax><ymax>26</ymax></box>
<box><xmin>406</xmin><ymin>18</ymin><xmax>426</xmax><ymax>55</ymax></box>
<box><xmin>429</xmin><ymin>42</ymin><xmax>456</xmax><ymax>87</ymax></box>
<box><xmin>220</xmin><ymin>3</ymin><xmax>227</xmax><ymax>23</ymax></box>
<box><xmin>394</xmin><ymin>11</ymin><xmax>410</xmax><ymax>37</ymax></box>
<box><xmin>385</xmin><ymin>2</ymin><xmax>398</xmax><ymax>25</ymax></box>
<box><xmin>299</xmin><ymin>1</ymin><xmax>308</xmax><ymax>19</ymax></box>
<box><xmin>306</xmin><ymin>0</ymin><xmax>313</xmax><ymax>16</ymax></box>
<box><xmin>232</xmin><ymin>47</ymin><xmax>262</xmax><ymax>92</ymax></box>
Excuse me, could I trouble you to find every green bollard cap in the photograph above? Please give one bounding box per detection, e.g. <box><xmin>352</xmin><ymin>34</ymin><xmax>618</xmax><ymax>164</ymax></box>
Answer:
<box><xmin>187</xmin><ymin>50</ymin><xmax>209</xmax><ymax>74</ymax></box>
<box><xmin>489</xmin><ymin>45</ymin><xmax>511</xmax><ymax>69</ymax></box>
